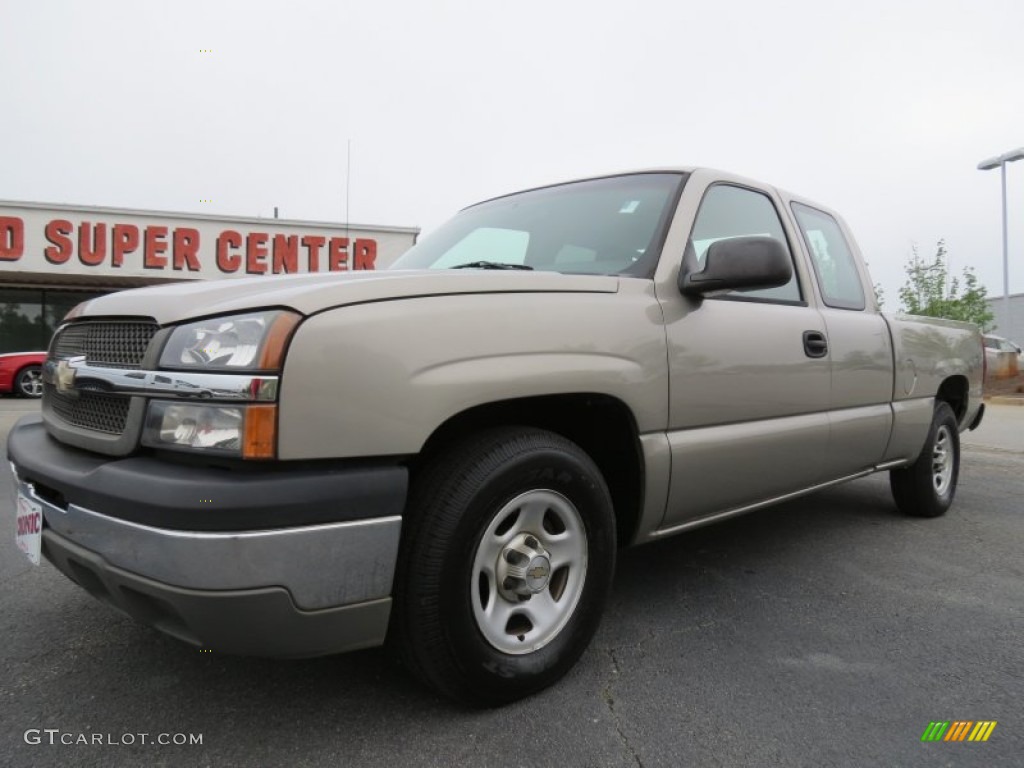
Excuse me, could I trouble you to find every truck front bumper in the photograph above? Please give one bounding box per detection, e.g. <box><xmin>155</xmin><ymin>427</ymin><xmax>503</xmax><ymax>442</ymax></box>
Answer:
<box><xmin>8</xmin><ymin>415</ymin><xmax>408</xmax><ymax>658</ymax></box>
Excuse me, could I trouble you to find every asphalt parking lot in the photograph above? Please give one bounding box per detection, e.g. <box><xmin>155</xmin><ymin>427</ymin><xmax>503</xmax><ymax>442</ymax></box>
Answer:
<box><xmin>0</xmin><ymin>397</ymin><xmax>1021</xmax><ymax>768</ymax></box>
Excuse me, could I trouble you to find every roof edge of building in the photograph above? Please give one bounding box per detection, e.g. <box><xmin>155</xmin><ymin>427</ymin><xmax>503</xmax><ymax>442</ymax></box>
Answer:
<box><xmin>0</xmin><ymin>199</ymin><xmax>420</xmax><ymax>235</ymax></box>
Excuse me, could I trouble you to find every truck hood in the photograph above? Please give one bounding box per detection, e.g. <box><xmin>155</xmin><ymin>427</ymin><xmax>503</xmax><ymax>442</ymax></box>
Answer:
<box><xmin>76</xmin><ymin>270</ymin><xmax>621</xmax><ymax>325</ymax></box>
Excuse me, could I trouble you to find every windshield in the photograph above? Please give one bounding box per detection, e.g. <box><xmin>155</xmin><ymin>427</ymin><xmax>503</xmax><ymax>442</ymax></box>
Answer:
<box><xmin>391</xmin><ymin>173</ymin><xmax>687</xmax><ymax>277</ymax></box>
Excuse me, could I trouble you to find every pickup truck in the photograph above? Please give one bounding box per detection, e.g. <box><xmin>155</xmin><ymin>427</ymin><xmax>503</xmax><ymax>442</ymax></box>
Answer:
<box><xmin>9</xmin><ymin>168</ymin><xmax>985</xmax><ymax>706</ymax></box>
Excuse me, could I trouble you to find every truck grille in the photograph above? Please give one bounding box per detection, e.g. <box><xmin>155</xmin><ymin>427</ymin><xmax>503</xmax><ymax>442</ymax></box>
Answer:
<box><xmin>49</xmin><ymin>391</ymin><xmax>132</xmax><ymax>434</ymax></box>
<box><xmin>45</xmin><ymin>319</ymin><xmax>158</xmax><ymax>443</ymax></box>
<box><xmin>51</xmin><ymin>320</ymin><xmax>157</xmax><ymax>369</ymax></box>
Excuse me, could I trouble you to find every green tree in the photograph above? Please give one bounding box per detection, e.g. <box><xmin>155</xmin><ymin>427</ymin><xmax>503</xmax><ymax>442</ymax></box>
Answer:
<box><xmin>898</xmin><ymin>239</ymin><xmax>994</xmax><ymax>331</ymax></box>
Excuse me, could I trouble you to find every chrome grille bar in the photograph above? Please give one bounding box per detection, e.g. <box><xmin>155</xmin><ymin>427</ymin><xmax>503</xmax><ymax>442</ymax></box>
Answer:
<box><xmin>43</xmin><ymin>357</ymin><xmax>278</xmax><ymax>402</ymax></box>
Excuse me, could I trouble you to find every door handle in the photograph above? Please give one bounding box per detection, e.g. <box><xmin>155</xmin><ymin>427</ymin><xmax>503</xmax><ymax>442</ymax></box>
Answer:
<box><xmin>803</xmin><ymin>330</ymin><xmax>828</xmax><ymax>358</ymax></box>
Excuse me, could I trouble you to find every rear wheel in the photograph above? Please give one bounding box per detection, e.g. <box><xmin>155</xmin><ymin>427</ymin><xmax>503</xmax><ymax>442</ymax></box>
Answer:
<box><xmin>393</xmin><ymin>427</ymin><xmax>616</xmax><ymax>706</ymax></box>
<box><xmin>15</xmin><ymin>366</ymin><xmax>43</xmax><ymax>398</ymax></box>
<box><xmin>890</xmin><ymin>401</ymin><xmax>959</xmax><ymax>517</ymax></box>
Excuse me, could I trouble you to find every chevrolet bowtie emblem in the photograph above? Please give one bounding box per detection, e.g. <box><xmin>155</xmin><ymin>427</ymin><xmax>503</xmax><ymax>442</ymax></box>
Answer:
<box><xmin>55</xmin><ymin>357</ymin><xmax>84</xmax><ymax>394</ymax></box>
<box><xmin>528</xmin><ymin>565</ymin><xmax>549</xmax><ymax>580</ymax></box>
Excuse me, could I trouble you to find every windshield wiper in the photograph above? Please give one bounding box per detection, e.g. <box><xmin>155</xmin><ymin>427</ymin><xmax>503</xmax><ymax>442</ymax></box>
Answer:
<box><xmin>450</xmin><ymin>261</ymin><xmax>533</xmax><ymax>270</ymax></box>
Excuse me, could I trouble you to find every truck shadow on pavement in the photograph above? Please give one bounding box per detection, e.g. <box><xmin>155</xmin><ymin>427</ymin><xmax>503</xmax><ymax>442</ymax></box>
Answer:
<box><xmin>10</xmin><ymin>470</ymin><xmax>968</xmax><ymax>756</ymax></box>
<box><xmin>72</xmin><ymin>476</ymin><xmax>898</xmax><ymax>692</ymax></box>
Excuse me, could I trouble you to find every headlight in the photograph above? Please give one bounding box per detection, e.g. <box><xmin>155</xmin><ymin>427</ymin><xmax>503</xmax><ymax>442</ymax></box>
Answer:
<box><xmin>142</xmin><ymin>402</ymin><xmax>276</xmax><ymax>459</ymax></box>
<box><xmin>147</xmin><ymin>310</ymin><xmax>298</xmax><ymax>459</ymax></box>
<box><xmin>159</xmin><ymin>310</ymin><xmax>300</xmax><ymax>371</ymax></box>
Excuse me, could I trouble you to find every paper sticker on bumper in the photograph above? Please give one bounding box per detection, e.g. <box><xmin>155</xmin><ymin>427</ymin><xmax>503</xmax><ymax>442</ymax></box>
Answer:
<box><xmin>16</xmin><ymin>492</ymin><xmax>42</xmax><ymax>566</ymax></box>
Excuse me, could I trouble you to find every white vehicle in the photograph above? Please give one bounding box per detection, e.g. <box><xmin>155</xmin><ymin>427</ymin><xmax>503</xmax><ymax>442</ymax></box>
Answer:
<box><xmin>983</xmin><ymin>334</ymin><xmax>1022</xmax><ymax>376</ymax></box>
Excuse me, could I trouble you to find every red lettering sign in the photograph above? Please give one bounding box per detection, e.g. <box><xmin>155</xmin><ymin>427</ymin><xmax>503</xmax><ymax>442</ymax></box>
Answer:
<box><xmin>44</xmin><ymin>219</ymin><xmax>73</xmax><ymax>264</ymax></box>
<box><xmin>0</xmin><ymin>216</ymin><xmax>24</xmax><ymax>260</ymax></box>
<box><xmin>13</xmin><ymin>217</ymin><xmax>385</xmax><ymax>274</ymax></box>
<box><xmin>217</xmin><ymin>230</ymin><xmax>242</xmax><ymax>273</ymax></box>
<box><xmin>328</xmin><ymin>237</ymin><xmax>349</xmax><ymax>271</ymax></box>
<box><xmin>353</xmin><ymin>238</ymin><xmax>377</xmax><ymax>270</ymax></box>
<box><xmin>246</xmin><ymin>232</ymin><xmax>269</xmax><ymax>274</ymax></box>
<box><xmin>112</xmin><ymin>224</ymin><xmax>139</xmax><ymax>268</ymax></box>
<box><xmin>78</xmin><ymin>222</ymin><xmax>107</xmax><ymax>266</ymax></box>
<box><xmin>301</xmin><ymin>235</ymin><xmax>325</xmax><ymax>272</ymax></box>
<box><xmin>173</xmin><ymin>228</ymin><xmax>201</xmax><ymax>271</ymax></box>
<box><xmin>144</xmin><ymin>226</ymin><xmax>168</xmax><ymax>269</ymax></box>
<box><xmin>272</xmin><ymin>234</ymin><xmax>298</xmax><ymax>274</ymax></box>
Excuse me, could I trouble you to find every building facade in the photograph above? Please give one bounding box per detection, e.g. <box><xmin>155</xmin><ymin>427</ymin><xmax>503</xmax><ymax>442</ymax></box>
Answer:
<box><xmin>0</xmin><ymin>201</ymin><xmax>418</xmax><ymax>353</ymax></box>
<box><xmin>987</xmin><ymin>292</ymin><xmax>1024</xmax><ymax>344</ymax></box>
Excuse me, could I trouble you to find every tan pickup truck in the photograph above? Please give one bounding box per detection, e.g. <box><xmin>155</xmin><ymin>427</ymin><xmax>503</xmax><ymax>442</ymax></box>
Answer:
<box><xmin>9</xmin><ymin>168</ymin><xmax>985</xmax><ymax>705</ymax></box>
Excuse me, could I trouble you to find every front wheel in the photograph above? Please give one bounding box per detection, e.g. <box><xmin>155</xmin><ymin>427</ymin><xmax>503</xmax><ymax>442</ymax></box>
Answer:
<box><xmin>890</xmin><ymin>401</ymin><xmax>960</xmax><ymax>517</ymax></box>
<box><xmin>393</xmin><ymin>427</ymin><xmax>616</xmax><ymax>706</ymax></box>
<box><xmin>15</xmin><ymin>366</ymin><xmax>43</xmax><ymax>398</ymax></box>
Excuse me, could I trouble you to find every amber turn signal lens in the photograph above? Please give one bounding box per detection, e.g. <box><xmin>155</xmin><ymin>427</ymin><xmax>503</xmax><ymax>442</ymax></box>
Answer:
<box><xmin>243</xmin><ymin>404</ymin><xmax>277</xmax><ymax>459</ymax></box>
<box><xmin>258</xmin><ymin>312</ymin><xmax>302</xmax><ymax>370</ymax></box>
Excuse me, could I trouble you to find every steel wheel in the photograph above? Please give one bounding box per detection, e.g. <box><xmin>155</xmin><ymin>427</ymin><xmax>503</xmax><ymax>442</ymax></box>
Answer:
<box><xmin>890</xmin><ymin>401</ymin><xmax>960</xmax><ymax>518</ymax></box>
<box><xmin>394</xmin><ymin>426</ymin><xmax>616</xmax><ymax>705</ymax></box>
<box><xmin>931</xmin><ymin>424</ymin><xmax>954</xmax><ymax>496</ymax></box>
<box><xmin>471</xmin><ymin>489</ymin><xmax>588</xmax><ymax>654</ymax></box>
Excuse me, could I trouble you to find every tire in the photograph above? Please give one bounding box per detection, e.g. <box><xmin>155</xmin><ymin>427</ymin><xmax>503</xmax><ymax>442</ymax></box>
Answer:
<box><xmin>15</xmin><ymin>366</ymin><xmax>43</xmax><ymax>398</ymax></box>
<box><xmin>889</xmin><ymin>401</ymin><xmax>959</xmax><ymax>518</ymax></box>
<box><xmin>393</xmin><ymin>427</ymin><xmax>616</xmax><ymax>706</ymax></box>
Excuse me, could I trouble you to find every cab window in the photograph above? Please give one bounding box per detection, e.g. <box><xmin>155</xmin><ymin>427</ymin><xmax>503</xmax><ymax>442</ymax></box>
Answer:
<box><xmin>689</xmin><ymin>185</ymin><xmax>802</xmax><ymax>303</ymax></box>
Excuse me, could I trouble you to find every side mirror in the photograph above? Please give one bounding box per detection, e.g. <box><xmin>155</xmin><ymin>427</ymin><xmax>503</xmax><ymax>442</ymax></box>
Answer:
<box><xmin>679</xmin><ymin>236</ymin><xmax>792</xmax><ymax>296</ymax></box>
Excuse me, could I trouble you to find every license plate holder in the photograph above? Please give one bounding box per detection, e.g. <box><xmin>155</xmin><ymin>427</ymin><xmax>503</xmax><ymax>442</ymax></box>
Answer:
<box><xmin>15</xmin><ymin>490</ymin><xmax>43</xmax><ymax>566</ymax></box>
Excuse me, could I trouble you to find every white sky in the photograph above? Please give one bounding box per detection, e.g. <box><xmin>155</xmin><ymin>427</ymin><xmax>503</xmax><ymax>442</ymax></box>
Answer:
<box><xmin>2</xmin><ymin>0</ymin><xmax>1022</xmax><ymax>302</ymax></box>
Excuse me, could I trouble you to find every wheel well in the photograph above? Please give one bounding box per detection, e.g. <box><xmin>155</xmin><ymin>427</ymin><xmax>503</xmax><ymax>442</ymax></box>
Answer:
<box><xmin>14</xmin><ymin>363</ymin><xmax>41</xmax><ymax>384</ymax></box>
<box><xmin>412</xmin><ymin>394</ymin><xmax>644</xmax><ymax>547</ymax></box>
<box><xmin>936</xmin><ymin>376</ymin><xmax>968</xmax><ymax>421</ymax></box>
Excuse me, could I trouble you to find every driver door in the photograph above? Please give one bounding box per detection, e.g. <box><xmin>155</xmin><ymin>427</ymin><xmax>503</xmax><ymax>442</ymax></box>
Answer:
<box><xmin>656</xmin><ymin>181</ymin><xmax>831</xmax><ymax>529</ymax></box>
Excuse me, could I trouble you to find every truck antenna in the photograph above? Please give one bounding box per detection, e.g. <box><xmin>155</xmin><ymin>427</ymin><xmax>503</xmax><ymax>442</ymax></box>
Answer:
<box><xmin>345</xmin><ymin>139</ymin><xmax>351</xmax><ymax>243</ymax></box>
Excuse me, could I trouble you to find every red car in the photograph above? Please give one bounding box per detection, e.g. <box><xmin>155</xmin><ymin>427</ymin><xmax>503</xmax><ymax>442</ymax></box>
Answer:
<box><xmin>0</xmin><ymin>352</ymin><xmax>46</xmax><ymax>398</ymax></box>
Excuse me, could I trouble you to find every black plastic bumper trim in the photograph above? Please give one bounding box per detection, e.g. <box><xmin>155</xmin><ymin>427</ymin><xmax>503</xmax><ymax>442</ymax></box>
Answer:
<box><xmin>8</xmin><ymin>415</ymin><xmax>407</xmax><ymax>532</ymax></box>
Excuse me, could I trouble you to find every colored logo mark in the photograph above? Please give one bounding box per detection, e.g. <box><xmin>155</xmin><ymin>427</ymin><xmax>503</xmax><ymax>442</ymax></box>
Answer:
<box><xmin>921</xmin><ymin>721</ymin><xmax>997</xmax><ymax>742</ymax></box>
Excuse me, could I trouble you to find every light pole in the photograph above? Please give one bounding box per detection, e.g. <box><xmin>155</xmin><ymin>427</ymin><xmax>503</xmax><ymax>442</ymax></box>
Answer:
<box><xmin>978</xmin><ymin>147</ymin><xmax>1024</xmax><ymax>335</ymax></box>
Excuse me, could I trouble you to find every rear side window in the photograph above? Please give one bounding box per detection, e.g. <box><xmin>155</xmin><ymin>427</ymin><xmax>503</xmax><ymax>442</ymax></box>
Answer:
<box><xmin>791</xmin><ymin>203</ymin><xmax>866</xmax><ymax>310</ymax></box>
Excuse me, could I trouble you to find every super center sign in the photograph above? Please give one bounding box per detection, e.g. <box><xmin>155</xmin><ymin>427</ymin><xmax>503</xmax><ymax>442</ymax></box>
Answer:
<box><xmin>0</xmin><ymin>202</ymin><xmax>418</xmax><ymax>280</ymax></box>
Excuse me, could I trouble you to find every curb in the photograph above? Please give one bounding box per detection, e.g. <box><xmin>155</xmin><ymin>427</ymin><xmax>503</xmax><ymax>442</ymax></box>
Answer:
<box><xmin>962</xmin><ymin>442</ymin><xmax>1024</xmax><ymax>454</ymax></box>
<box><xmin>983</xmin><ymin>396</ymin><xmax>1024</xmax><ymax>407</ymax></box>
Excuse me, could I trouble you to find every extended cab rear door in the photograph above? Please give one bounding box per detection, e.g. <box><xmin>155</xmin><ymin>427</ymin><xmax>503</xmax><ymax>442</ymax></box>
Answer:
<box><xmin>652</xmin><ymin>171</ymin><xmax>831</xmax><ymax>528</ymax></box>
<box><xmin>784</xmin><ymin>197</ymin><xmax>895</xmax><ymax>480</ymax></box>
